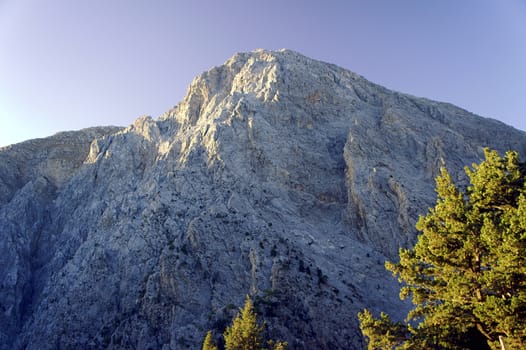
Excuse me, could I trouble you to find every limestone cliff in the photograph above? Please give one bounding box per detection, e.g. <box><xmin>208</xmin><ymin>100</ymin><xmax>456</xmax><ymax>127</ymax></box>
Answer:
<box><xmin>1</xmin><ymin>50</ymin><xmax>525</xmax><ymax>349</ymax></box>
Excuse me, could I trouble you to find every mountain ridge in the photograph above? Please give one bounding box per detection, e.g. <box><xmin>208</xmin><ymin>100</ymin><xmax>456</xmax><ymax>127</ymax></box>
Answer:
<box><xmin>1</xmin><ymin>49</ymin><xmax>525</xmax><ymax>349</ymax></box>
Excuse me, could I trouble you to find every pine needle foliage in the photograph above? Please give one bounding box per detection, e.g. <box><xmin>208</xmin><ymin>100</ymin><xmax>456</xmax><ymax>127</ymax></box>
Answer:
<box><xmin>359</xmin><ymin>149</ymin><xmax>526</xmax><ymax>349</ymax></box>
<box><xmin>224</xmin><ymin>296</ymin><xmax>265</xmax><ymax>350</ymax></box>
<box><xmin>203</xmin><ymin>295</ymin><xmax>288</xmax><ymax>350</ymax></box>
<box><xmin>358</xmin><ymin>309</ymin><xmax>410</xmax><ymax>349</ymax></box>
<box><xmin>202</xmin><ymin>330</ymin><xmax>218</xmax><ymax>350</ymax></box>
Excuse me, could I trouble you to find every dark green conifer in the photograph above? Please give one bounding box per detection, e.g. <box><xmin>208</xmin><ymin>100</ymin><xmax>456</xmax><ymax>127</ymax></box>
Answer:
<box><xmin>203</xmin><ymin>295</ymin><xmax>288</xmax><ymax>350</ymax></box>
<box><xmin>360</xmin><ymin>149</ymin><xmax>526</xmax><ymax>349</ymax></box>
<box><xmin>224</xmin><ymin>296</ymin><xmax>265</xmax><ymax>350</ymax></box>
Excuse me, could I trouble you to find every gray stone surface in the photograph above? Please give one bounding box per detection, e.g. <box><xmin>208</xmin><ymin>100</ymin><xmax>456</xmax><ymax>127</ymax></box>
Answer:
<box><xmin>0</xmin><ymin>127</ymin><xmax>122</xmax><ymax>347</ymax></box>
<box><xmin>1</xmin><ymin>49</ymin><xmax>525</xmax><ymax>349</ymax></box>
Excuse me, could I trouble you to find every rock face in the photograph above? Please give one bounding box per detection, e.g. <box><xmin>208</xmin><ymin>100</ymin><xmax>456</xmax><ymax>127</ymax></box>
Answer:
<box><xmin>0</xmin><ymin>127</ymin><xmax>122</xmax><ymax>346</ymax></box>
<box><xmin>1</xmin><ymin>49</ymin><xmax>525</xmax><ymax>349</ymax></box>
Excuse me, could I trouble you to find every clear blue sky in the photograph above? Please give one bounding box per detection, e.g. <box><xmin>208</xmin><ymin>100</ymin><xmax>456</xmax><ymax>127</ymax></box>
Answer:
<box><xmin>1</xmin><ymin>0</ymin><xmax>525</xmax><ymax>146</ymax></box>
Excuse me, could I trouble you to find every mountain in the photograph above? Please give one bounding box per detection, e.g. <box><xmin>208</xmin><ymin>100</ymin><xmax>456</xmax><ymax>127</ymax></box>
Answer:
<box><xmin>1</xmin><ymin>49</ymin><xmax>525</xmax><ymax>349</ymax></box>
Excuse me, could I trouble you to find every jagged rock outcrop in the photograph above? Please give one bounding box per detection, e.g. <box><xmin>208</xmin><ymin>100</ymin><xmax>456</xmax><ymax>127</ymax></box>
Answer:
<box><xmin>1</xmin><ymin>49</ymin><xmax>525</xmax><ymax>349</ymax></box>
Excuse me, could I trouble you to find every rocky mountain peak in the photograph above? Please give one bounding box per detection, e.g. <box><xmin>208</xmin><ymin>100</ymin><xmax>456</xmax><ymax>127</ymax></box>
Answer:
<box><xmin>169</xmin><ymin>49</ymin><xmax>363</xmax><ymax>125</ymax></box>
<box><xmin>1</xmin><ymin>50</ymin><xmax>525</xmax><ymax>349</ymax></box>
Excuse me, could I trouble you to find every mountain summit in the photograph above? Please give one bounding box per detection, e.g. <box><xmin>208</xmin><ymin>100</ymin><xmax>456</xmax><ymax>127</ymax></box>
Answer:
<box><xmin>1</xmin><ymin>49</ymin><xmax>525</xmax><ymax>349</ymax></box>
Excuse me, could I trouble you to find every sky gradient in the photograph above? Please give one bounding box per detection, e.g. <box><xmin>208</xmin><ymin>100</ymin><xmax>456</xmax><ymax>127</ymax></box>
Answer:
<box><xmin>1</xmin><ymin>0</ymin><xmax>525</xmax><ymax>146</ymax></box>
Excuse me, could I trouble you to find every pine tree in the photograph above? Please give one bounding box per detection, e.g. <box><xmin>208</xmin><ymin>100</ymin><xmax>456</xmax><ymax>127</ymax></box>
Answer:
<box><xmin>223</xmin><ymin>296</ymin><xmax>265</xmax><ymax>350</ymax></box>
<box><xmin>358</xmin><ymin>309</ymin><xmax>409</xmax><ymax>349</ymax></box>
<box><xmin>203</xmin><ymin>295</ymin><xmax>288</xmax><ymax>350</ymax></box>
<box><xmin>267</xmin><ymin>339</ymin><xmax>289</xmax><ymax>350</ymax></box>
<box><xmin>359</xmin><ymin>149</ymin><xmax>526</xmax><ymax>349</ymax></box>
<box><xmin>202</xmin><ymin>330</ymin><xmax>218</xmax><ymax>350</ymax></box>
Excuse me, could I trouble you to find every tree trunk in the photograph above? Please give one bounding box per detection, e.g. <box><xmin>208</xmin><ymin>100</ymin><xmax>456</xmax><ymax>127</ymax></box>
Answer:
<box><xmin>499</xmin><ymin>336</ymin><xmax>508</xmax><ymax>350</ymax></box>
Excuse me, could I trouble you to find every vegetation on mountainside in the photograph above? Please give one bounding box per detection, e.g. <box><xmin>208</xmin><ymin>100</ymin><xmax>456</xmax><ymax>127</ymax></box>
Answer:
<box><xmin>203</xmin><ymin>296</ymin><xmax>288</xmax><ymax>350</ymax></box>
<box><xmin>202</xmin><ymin>330</ymin><xmax>219</xmax><ymax>350</ymax></box>
<box><xmin>359</xmin><ymin>149</ymin><xmax>526</xmax><ymax>349</ymax></box>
